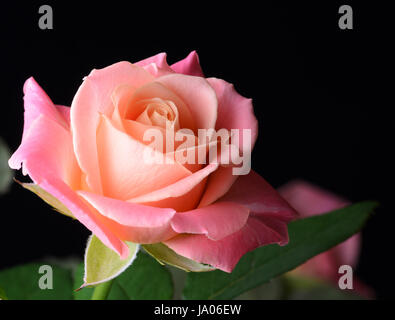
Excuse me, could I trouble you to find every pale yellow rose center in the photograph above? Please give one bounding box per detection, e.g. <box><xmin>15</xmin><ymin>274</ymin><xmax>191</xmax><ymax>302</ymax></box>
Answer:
<box><xmin>135</xmin><ymin>98</ymin><xmax>180</xmax><ymax>131</ymax></box>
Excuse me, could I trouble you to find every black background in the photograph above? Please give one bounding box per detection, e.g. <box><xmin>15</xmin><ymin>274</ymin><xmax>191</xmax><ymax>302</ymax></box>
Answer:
<box><xmin>0</xmin><ymin>1</ymin><xmax>393</xmax><ymax>299</ymax></box>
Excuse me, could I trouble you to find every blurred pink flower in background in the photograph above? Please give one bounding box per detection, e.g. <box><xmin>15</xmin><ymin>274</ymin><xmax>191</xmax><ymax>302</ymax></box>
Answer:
<box><xmin>278</xmin><ymin>180</ymin><xmax>373</xmax><ymax>298</ymax></box>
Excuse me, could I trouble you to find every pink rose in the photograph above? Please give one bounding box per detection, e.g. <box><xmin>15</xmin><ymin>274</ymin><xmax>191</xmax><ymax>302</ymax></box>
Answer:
<box><xmin>9</xmin><ymin>51</ymin><xmax>297</xmax><ymax>272</ymax></box>
<box><xmin>279</xmin><ymin>180</ymin><xmax>373</xmax><ymax>297</ymax></box>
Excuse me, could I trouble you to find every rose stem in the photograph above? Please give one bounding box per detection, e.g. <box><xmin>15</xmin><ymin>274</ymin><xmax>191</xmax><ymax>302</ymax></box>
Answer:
<box><xmin>91</xmin><ymin>280</ymin><xmax>113</xmax><ymax>300</ymax></box>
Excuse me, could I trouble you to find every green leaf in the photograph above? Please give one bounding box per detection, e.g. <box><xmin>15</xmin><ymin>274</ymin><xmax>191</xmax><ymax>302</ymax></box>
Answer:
<box><xmin>143</xmin><ymin>243</ymin><xmax>214</xmax><ymax>272</ymax></box>
<box><xmin>166</xmin><ymin>265</ymin><xmax>187</xmax><ymax>300</ymax></box>
<box><xmin>235</xmin><ymin>278</ymin><xmax>284</xmax><ymax>300</ymax></box>
<box><xmin>0</xmin><ymin>137</ymin><xmax>13</xmax><ymax>195</ymax></box>
<box><xmin>73</xmin><ymin>263</ymin><xmax>94</xmax><ymax>300</ymax></box>
<box><xmin>0</xmin><ymin>263</ymin><xmax>73</xmax><ymax>300</ymax></box>
<box><xmin>0</xmin><ymin>286</ymin><xmax>7</xmax><ymax>300</ymax></box>
<box><xmin>75</xmin><ymin>252</ymin><xmax>174</xmax><ymax>299</ymax></box>
<box><xmin>81</xmin><ymin>235</ymin><xmax>139</xmax><ymax>288</ymax></box>
<box><xmin>183</xmin><ymin>201</ymin><xmax>378</xmax><ymax>300</ymax></box>
<box><xmin>283</xmin><ymin>274</ymin><xmax>364</xmax><ymax>300</ymax></box>
<box><xmin>286</xmin><ymin>285</ymin><xmax>364</xmax><ymax>300</ymax></box>
<box><xmin>16</xmin><ymin>182</ymin><xmax>74</xmax><ymax>218</ymax></box>
<box><xmin>235</xmin><ymin>274</ymin><xmax>365</xmax><ymax>300</ymax></box>
<box><xmin>108</xmin><ymin>252</ymin><xmax>173</xmax><ymax>300</ymax></box>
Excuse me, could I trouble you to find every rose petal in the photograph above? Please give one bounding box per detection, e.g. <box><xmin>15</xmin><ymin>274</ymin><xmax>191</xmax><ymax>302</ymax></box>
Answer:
<box><xmin>70</xmin><ymin>62</ymin><xmax>154</xmax><ymax>194</ymax></box>
<box><xmin>209</xmin><ymin>77</ymin><xmax>258</xmax><ymax>152</ymax></box>
<box><xmin>219</xmin><ymin>171</ymin><xmax>298</xmax><ymax>222</ymax></box>
<box><xmin>165</xmin><ymin>215</ymin><xmax>289</xmax><ymax>273</ymax></box>
<box><xmin>198</xmin><ymin>78</ymin><xmax>258</xmax><ymax>207</ymax></box>
<box><xmin>278</xmin><ymin>180</ymin><xmax>349</xmax><ymax>217</ymax></box>
<box><xmin>9</xmin><ymin>115</ymin><xmax>80</xmax><ymax>189</ymax></box>
<box><xmin>78</xmin><ymin>191</ymin><xmax>177</xmax><ymax>244</ymax></box>
<box><xmin>170</xmin><ymin>201</ymin><xmax>250</xmax><ymax>240</ymax></box>
<box><xmin>21</xmin><ymin>77</ymin><xmax>69</xmax><ymax>143</ymax></box>
<box><xmin>197</xmin><ymin>167</ymin><xmax>237</xmax><ymax>208</ymax></box>
<box><xmin>134</xmin><ymin>52</ymin><xmax>174</xmax><ymax>77</ymax></box>
<box><xmin>9</xmin><ymin>115</ymin><xmax>129</xmax><ymax>258</ymax></box>
<box><xmin>97</xmin><ymin>115</ymin><xmax>191</xmax><ymax>200</ymax></box>
<box><xmin>129</xmin><ymin>162</ymin><xmax>218</xmax><ymax>212</ymax></box>
<box><xmin>78</xmin><ymin>190</ymin><xmax>176</xmax><ymax>228</ymax></box>
<box><xmin>55</xmin><ymin>105</ymin><xmax>71</xmax><ymax>127</ymax></box>
<box><xmin>165</xmin><ymin>171</ymin><xmax>296</xmax><ymax>272</ymax></box>
<box><xmin>278</xmin><ymin>180</ymin><xmax>360</xmax><ymax>274</ymax></box>
<box><xmin>157</xmin><ymin>74</ymin><xmax>218</xmax><ymax>132</ymax></box>
<box><xmin>135</xmin><ymin>52</ymin><xmax>168</xmax><ymax>68</ymax></box>
<box><xmin>119</xmin><ymin>81</ymin><xmax>196</xmax><ymax>132</ymax></box>
<box><xmin>170</xmin><ymin>51</ymin><xmax>204</xmax><ymax>77</ymax></box>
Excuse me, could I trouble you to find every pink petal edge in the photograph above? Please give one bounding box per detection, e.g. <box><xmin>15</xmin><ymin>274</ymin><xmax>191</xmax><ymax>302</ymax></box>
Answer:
<box><xmin>21</xmin><ymin>77</ymin><xmax>68</xmax><ymax>143</ymax></box>
<box><xmin>165</xmin><ymin>171</ymin><xmax>297</xmax><ymax>272</ymax></box>
<box><xmin>134</xmin><ymin>52</ymin><xmax>174</xmax><ymax>77</ymax></box>
<box><xmin>170</xmin><ymin>51</ymin><xmax>204</xmax><ymax>77</ymax></box>
<box><xmin>70</xmin><ymin>62</ymin><xmax>154</xmax><ymax>194</ymax></box>
<box><xmin>170</xmin><ymin>201</ymin><xmax>250</xmax><ymax>241</ymax></box>
<box><xmin>9</xmin><ymin>115</ymin><xmax>129</xmax><ymax>259</ymax></box>
<box><xmin>198</xmin><ymin>78</ymin><xmax>258</xmax><ymax>207</ymax></box>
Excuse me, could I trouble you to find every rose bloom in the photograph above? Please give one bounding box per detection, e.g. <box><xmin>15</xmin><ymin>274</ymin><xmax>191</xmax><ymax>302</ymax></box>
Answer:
<box><xmin>279</xmin><ymin>180</ymin><xmax>373</xmax><ymax>297</ymax></box>
<box><xmin>9</xmin><ymin>51</ymin><xmax>297</xmax><ymax>272</ymax></box>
